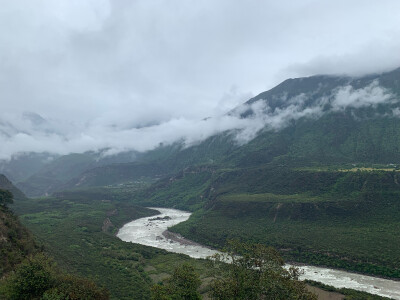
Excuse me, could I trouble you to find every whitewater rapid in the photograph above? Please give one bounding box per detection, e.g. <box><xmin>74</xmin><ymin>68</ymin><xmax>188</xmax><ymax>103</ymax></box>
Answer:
<box><xmin>117</xmin><ymin>207</ymin><xmax>400</xmax><ymax>299</ymax></box>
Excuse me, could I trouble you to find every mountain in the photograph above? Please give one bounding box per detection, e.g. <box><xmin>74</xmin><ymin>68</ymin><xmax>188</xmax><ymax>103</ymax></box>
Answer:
<box><xmin>0</xmin><ymin>174</ymin><xmax>28</xmax><ymax>202</ymax></box>
<box><xmin>118</xmin><ymin>67</ymin><xmax>400</xmax><ymax>279</ymax></box>
<box><xmin>12</xmin><ymin>67</ymin><xmax>400</xmax><ymax>196</ymax></box>
<box><xmin>0</xmin><ymin>153</ymin><xmax>58</xmax><ymax>183</ymax></box>
<box><xmin>3</xmin><ymin>67</ymin><xmax>400</xmax><ymax>282</ymax></box>
<box><xmin>15</xmin><ymin>151</ymin><xmax>140</xmax><ymax>197</ymax></box>
<box><xmin>63</xmin><ymin>133</ymin><xmax>237</xmax><ymax>191</ymax></box>
<box><xmin>63</xmin><ymin>67</ymin><xmax>400</xmax><ymax>188</ymax></box>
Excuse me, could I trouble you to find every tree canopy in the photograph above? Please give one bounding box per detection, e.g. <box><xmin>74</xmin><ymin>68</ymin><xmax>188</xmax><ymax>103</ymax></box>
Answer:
<box><xmin>151</xmin><ymin>264</ymin><xmax>201</xmax><ymax>300</ymax></box>
<box><xmin>151</xmin><ymin>241</ymin><xmax>316</xmax><ymax>299</ymax></box>
<box><xmin>0</xmin><ymin>253</ymin><xmax>109</xmax><ymax>300</ymax></box>
<box><xmin>209</xmin><ymin>240</ymin><xmax>317</xmax><ymax>300</ymax></box>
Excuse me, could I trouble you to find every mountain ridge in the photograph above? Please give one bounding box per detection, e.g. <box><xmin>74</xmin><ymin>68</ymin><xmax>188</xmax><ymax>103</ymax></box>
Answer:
<box><xmin>8</xmin><ymin>66</ymin><xmax>400</xmax><ymax>196</ymax></box>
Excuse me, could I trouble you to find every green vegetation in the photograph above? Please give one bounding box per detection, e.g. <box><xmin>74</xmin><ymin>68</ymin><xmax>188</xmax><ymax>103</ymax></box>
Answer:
<box><xmin>0</xmin><ymin>189</ymin><xmax>13</xmax><ymax>206</ymax></box>
<box><xmin>76</xmin><ymin>160</ymin><xmax>400</xmax><ymax>280</ymax></box>
<box><xmin>151</xmin><ymin>241</ymin><xmax>318</xmax><ymax>300</ymax></box>
<box><xmin>13</xmin><ymin>195</ymin><xmax>158</xmax><ymax>299</ymax></box>
<box><xmin>10</xmin><ymin>192</ymin><xmax>213</xmax><ymax>299</ymax></box>
<box><xmin>148</xmin><ymin>166</ymin><xmax>400</xmax><ymax>278</ymax></box>
<box><xmin>131</xmin><ymin>166</ymin><xmax>215</xmax><ymax>211</ymax></box>
<box><xmin>151</xmin><ymin>264</ymin><xmax>201</xmax><ymax>300</ymax></box>
<box><xmin>0</xmin><ymin>184</ymin><xmax>109</xmax><ymax>300</ymax></box>
<box><xmin>0</xmin><ymin>253</ymin><xmax>109</xmax><ymax>300</ymax></box>
<box><xmin>172</xmin><ymin>207</ymin><xmax>400</xmax><ymax>278</ymax></box>
<box><xmin>208</xmin><ymin>240</ymin><xmax>316</xmax><ymax>300</ymax></box>
<box><xmin>219</xmin><ymin>193</ymin><xmax>325</xmax><ymax>203</ymax></box>
<box><xmin>0</xmin><ymin>190</ymin><xmax>38</xmax><ymax>277</ymax></box>
<box><xmin>3</xmin><ymin>68</ymin><xmax>400</xmax><ymax>298</ymax></box>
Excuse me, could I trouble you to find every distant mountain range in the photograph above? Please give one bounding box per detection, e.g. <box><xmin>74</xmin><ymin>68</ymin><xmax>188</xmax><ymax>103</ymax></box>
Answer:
<box><xmin>2</xmin><ymin>67</ymin><xmax>400</xmax><ymax>196</ymax></box>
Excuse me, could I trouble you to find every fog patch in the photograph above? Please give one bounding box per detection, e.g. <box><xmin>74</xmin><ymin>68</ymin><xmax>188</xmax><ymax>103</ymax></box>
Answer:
<box><xmin>331</xmin><ymin>81</ymin><xmax>394</xmax><ymax>110</ymax></box>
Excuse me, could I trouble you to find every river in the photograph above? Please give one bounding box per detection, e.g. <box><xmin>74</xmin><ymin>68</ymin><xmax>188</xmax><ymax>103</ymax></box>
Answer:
<box><xmin>117</xmin><ymin>207</ymin><xmax>400</xmax><ymax>299</ymax></box>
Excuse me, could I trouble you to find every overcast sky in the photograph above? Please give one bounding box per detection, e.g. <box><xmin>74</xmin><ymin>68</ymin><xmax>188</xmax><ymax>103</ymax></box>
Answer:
<box><xmin>1</xmin><ymin>0</ymin><xmax>400</xmax><ymax>159</ymax></box>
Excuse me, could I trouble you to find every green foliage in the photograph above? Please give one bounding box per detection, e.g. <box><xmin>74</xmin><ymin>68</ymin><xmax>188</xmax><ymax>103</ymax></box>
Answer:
<box><xmin>172</xmin><ymin>201</ymin><xmax>400</xmax><ymax>278</ymax></box>
<box><xmin>208</xmin><ymin>240</ymin><xmax>317</xmax><ymax>300</ymax></box>
<box><xmin>151</xmin><ymin>264</ymin><xmax>201</xmax><ymax>300</ymax></box>
<box><xmin>4</xmin><ymin>69</ymin><xmax>400</xmax><ymax>298</ymax></box>
<box><xmin>166</xmin><ymin>166</ymin><xmax>400</xmax><ymax>278</ymax></box>
<box><xmin>42</xmin><ymin>274</ymin><xmax>109</xmax><ymax>300</ymax></box>
<box><xmin>0</xmin><ymin>189</ymin><xmax>13</xmax><ymax>206</ymax></box>
<box><xmin>12</xmin><ymin>194</ymin><xmax>212</xmax><ymax>299</ymax></box>
<box><xmin>0</xmin><ymin>253</ymin><xmax>109</xmax><ymax>300</ymax></box>
<box><xmin>0</xmin><ymin>205</ymin><xmax>38</xmax><ymax>277</ymax></box>
<box><xmin>132</xmin><ymin>166</ymin><xmax>214</xmax><ymax>211</ymax></box>
<box><xmin>13</xmin><ymin>196</ymin><xmax>156</xmax><ymax>299</ymax></box>
<box><xmin>1</xmin><ymin>253</ymin><xmax>56</xmax><ymax>300</ymax></box>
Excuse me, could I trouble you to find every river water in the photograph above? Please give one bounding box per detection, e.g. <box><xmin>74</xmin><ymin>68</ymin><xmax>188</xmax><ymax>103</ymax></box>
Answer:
<box><xmin>117</xmin><ymin>207</ymin><xmax>400</xmax><ymax>299</ymax></box>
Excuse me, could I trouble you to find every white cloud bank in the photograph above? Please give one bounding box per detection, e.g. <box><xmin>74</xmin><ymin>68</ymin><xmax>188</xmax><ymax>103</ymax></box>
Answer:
<box><xmin>1</xmin><ymin>1</ymin><xmax>400</xmax><ymax>159</ymax></box>
<box><xmin>0</xmin><ymin>80</ymin><xmax>396</xmax><ymax>160</ymax></box>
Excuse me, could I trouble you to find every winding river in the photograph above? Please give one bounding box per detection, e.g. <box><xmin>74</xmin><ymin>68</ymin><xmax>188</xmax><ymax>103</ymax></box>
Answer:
<box><xmin>117</xmin><ymin>208</ymin><xmax>400</xmax><ymax>299</ymax></box>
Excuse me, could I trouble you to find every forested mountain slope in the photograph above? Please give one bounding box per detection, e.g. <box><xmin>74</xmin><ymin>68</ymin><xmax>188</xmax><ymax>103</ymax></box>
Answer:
<box><xmin>61</xmin><ymin>67</ymin><xmax>400</xmax><ymax>190</ymax></box>
<box><xmin>9</xmin><ymin>67</ymin><xmax>400</xmax><ymax>197</ymax></box>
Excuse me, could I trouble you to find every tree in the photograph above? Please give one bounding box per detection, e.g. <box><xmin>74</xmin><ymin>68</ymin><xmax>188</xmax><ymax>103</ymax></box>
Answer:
<box><xmin>0</xmin><ymin>189</ymin><xmax>13</xmax><ymax>207</ymax></box>
<box><xmin>0</xmin><ymin>253</ymin><xmax>109</xmax><ymax>300</ymax></box>
<box><xmin>151</xmin><ymin>264</ymin><xmax>201</xmax><ymax>300</ymax></box>
<box><xmin>209</xmin><ymin>240</ymin><xmax>317</xmax><ymax>300</ymax></box>
<box><xmin>0</xmin><ymin>253</ymin><xmax>56</xmax><ymax>300</ymax></box>
<box><xmin>41</xmin><ymin>274</ymin><xmax>109</xmax><ymax>300</ymax></box>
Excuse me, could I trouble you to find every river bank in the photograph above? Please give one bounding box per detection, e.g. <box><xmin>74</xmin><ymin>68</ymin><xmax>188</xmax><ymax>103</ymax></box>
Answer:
<box><xmin>117</xmin><ymin>207</ymin><xmax>400</xmax><ymax>299</ymax></box>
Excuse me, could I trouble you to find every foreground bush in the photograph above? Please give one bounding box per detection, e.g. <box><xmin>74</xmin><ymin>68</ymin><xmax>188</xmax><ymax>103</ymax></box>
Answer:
<box><xmin>151</xmin><ymin>241</ymin><xmax>316</xmax><ymax>300</ymax></box>
<box><xmin>208</xmin><ymin>240</ymin><xmax>317</xmax><ymax>300</ymax></box>
<box><xmin>0</xmin><ymin>253</ymin><xmax>109</xmax><ymax>300</ymax></box>
<box><xmin>151</xmin><ymin>264</ymin><xmax>201</xmax><ymax>300</ymax></box>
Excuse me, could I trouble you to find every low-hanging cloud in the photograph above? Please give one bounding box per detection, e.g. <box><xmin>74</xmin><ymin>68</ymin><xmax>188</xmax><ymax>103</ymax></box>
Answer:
<box><xmin>1</xmin><ymin>1</ymin><xmax>400</xmax><ymax>160</ymax></box>
<box><xmin>0</xmin><ymin>80</ymin><xmax>396</xmax><ymax>160</ymax></box>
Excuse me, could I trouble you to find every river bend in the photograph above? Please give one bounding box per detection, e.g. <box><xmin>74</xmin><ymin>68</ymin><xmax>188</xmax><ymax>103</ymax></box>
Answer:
<box><xmin>117</xmin><ymin>207</ymin><xmax>400</xmax><ymax>299</ymax></box>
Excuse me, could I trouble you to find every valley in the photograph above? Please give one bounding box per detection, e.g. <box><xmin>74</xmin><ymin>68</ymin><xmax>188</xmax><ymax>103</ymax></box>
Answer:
<box><xmin>3</xmin><ymin>3</ymin><xmax>400</xmax><ymax>299</ymax></box>
<box><xmin>2</xmin><ymin>67</ymin><xmax>400</xmax><ymax>299</ymax></box>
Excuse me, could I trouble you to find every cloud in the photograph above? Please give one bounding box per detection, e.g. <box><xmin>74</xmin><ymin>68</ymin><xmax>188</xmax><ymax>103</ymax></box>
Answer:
<box><xmin>331</xmin><ymin>80</ymin><xmax>394</xmax><ymax>110</ymax></box>
<box><xmin>1</xmin><ymin>1</ymin><xmax>400</xmax><ymax>160</ymax></box>
<box><xmin>284</xmin><ymin>40</ymin><xmax>400</xmax><ymax>78</ymax></box>
<box><xmin>1</xmin><ymin>80</ymin><xmax>396</xmax><ymax>160</ymax></box>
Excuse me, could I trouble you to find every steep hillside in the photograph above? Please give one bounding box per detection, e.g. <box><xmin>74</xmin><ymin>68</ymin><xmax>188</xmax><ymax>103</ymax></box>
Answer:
<box><xmin>0</xmin><ymin>176</ymin><xmax>37</xmax><ymax>277</ymax></box>
<box><xmin>224</xmin><ymin>113</ymin><xmax>400</xmax><ymax>168</ymax></box>
<box><xmin>60</xmin><ymin>68</ymin><xmax>400</xmax><ymax>188</ymax></box>
<box><xmin>0</xmin><ymin>195</ymin><xmax>38</xmax><ymax>277</ymax></box>
<box><xmin>15</xmin><ymin>67</ymin><xmax>400</xmax><ymax>196</ymax></box>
